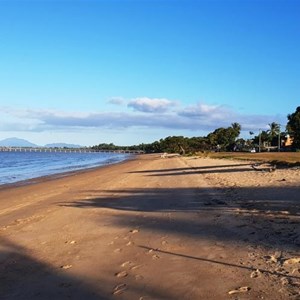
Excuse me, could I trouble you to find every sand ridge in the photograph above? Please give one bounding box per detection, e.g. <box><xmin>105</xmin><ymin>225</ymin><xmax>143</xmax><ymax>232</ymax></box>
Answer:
<box><xmin>0</xmin><ymin>154</ymin><xmax>299</xmax><ymax>299</ymax></box>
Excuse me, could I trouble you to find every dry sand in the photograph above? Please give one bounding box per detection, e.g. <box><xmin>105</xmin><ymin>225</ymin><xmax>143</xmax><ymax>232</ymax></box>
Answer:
<box><xmin>0</xmin><ymin>154</ymin><xmax>299</xmax><ymax>299</ymax></box>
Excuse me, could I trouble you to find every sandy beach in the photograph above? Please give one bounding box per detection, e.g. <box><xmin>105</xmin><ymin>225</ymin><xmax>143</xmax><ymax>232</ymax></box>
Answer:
<box><xmin>0</xmin><ymin>154</ymin><xmax>299</xmax><ymax>299</ymax></box>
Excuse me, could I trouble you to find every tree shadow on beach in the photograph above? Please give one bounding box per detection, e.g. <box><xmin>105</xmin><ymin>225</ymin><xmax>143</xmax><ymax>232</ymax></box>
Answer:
<box><xmin>0</xmin><ymin>238</ymin><xmax>104</xmax><ymax>300</ymax></box>
<box><xmin>59</xmin><ymin>184</ymin><xmax>300</xmax><ymax>253</ymax></box>
<box><xmin>128</xmin><ymin>161</ymin><xmax>284</xmax><ymax>176</ymax></box>
<box><xmin>129</xmin><ymin>163</ymin><xmax>253</xmax><ymax>174</ymax></box>
<box><xmin>137</xmin><ymin>245</ymin><xmax>300</xmax><ymax>281</ymax></box>
<box><xmin>0</xmin><ymin>237</ymin><xmax>176</xmax><ymax>300</ymax></box>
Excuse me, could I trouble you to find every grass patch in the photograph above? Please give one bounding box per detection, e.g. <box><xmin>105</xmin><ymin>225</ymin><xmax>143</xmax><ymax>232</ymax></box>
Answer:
<box><xmin>197</xmin><ymin>152</ymin><xmax>300</xmax><ymax>167</ymax></box>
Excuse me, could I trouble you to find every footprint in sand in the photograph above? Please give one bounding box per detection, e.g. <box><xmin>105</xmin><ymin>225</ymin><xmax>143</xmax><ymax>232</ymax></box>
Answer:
<box><xmin>65</xmin><ymin>240</ymin><xmax>76</xmax><ymax>244</ymax></box>
<box><xmin>114</xmin><ymin>248</ymin><xmax>122</xmax><ymax>253</ymax></box>
<box><xmin>120</xmin><ymin>261</ymin><xmax>142</xmax><ymax>271</ymax></box>
<box><xmin>115</xmin><ymin>271</ymin><xmax>128</xmax><ymax>278</ymax></box>
<box><xmin>121</xmin><ymin>261</ymin><xmax>132</xmax><ymax>268</ymax></box>
<box><xmin>130</xmin><ymin>229</ymin><xmax>139</xmax><ymax>234</ymax></box>
<box><xmin>228</xmin><ymin>286</ymin><xmax>251</xmax><ymax>294</ymax></box>
<box><xmin>152</xmin><ymin>254</ymin><xmax>160</xmax><ymax>259</ymax></box>
<box><xmin>250</xmin><ymin>269</ymin><xmax>262</xmax><ymax>278</ymax></box>
<box><xmin>60</xmin><ymin>264</ymin><xmax>72</xmax><ymax>270</ymax></box>
<box><xmin>113</xmin><ymin>283</ymin><xmax>127</xmax><ymax>295</ymax></box>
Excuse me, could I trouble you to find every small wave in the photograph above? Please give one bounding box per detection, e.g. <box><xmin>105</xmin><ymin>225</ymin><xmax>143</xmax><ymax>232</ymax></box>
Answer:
<box><xmin>0</xmin><ymin>152</ymin><xmax>131</xmax><ymax>185</ymax></box>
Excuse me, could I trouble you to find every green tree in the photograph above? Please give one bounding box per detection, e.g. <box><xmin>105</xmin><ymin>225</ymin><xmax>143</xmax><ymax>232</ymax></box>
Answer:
<box><xmin>159</xmin><ymin>136</ymin><xmax>189</xmax><ymax>153</ymax></box>
<box><xmin>267</xmin><ymin>122</ymin><xmax>281</xmax><ymax>147</ymax></box>
<box><xmin>287</xmin><ymin>106</ymin><xmax>300</xmax><ymax>149</ymax></box>
<box><xmin>187</xmin><ymin>137</ymin><xmax>210</xmax><ymax>152</ymax></box>
<box><xmin>268</xmin><ymin>122</ymin><xmax>280</xmax><ymax>139</ymax></box>
<box><xmin>231</xmin><ymin>122</ymin><xmax>241</xmax><ymax>136</ymax></box>
<box><xmin>207</xmin><ymin>123</ymin><xmax>241</xmax><ymax>151</ymax></box>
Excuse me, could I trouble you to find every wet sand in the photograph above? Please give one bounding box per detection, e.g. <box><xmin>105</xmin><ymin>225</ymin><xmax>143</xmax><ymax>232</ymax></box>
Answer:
<box><xmin>0</xmin><ymin>154</ymin><xmax>299</xmax><ymax>299</ymax></box>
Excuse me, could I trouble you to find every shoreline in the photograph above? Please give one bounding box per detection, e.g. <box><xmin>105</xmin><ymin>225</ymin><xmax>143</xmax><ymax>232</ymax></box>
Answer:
<box><xmin>0</xmin><ymin>153</ymin><xmax>138</xmax><ymax>191</ymax></box>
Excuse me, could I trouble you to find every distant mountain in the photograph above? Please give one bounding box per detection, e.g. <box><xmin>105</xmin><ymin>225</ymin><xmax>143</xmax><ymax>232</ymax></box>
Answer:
<box><xmin>0</xmin><ymin>137</ymin><xmax>39</xmax><ymax>147</ymax></box>
<box><xmin>0</xmin><ymin>138</ymin><xmax>84</xmax><ymax>148</ymax></box>
<box><xmin>44</xmin><ymin>143</ymin><xmax>83</xmax><ymax>148</ymax></box>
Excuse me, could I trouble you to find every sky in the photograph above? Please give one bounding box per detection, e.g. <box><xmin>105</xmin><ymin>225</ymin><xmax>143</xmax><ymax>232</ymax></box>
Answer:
<box><xmin>0</xmin><ymin>0</ymin><xmax>299</xmax><ymax>146</ymax></box>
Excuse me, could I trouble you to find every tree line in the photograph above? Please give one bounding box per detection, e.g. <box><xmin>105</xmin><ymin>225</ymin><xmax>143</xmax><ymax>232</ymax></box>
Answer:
<box><xmin>92</xmin><ymin>106</ymin><xmax>300</xmax><ymax>153</ymax></box>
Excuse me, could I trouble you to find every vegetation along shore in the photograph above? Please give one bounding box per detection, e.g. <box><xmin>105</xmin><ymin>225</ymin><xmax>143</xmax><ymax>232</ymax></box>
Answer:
<box><xmin>92</xmin><ymin>106</ymin><xmax>300</xmax><ymax>156</ymax></box>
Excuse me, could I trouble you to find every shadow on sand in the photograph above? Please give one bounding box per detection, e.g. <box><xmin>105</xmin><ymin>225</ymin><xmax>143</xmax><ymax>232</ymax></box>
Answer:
<box><xmin>59</xmin><ymin>184</ymin><xmax>300</xmax><ymax>253</ymax></box>
<box><xmin>0</xmin><ymin>238</ymin><xmax>175</xmax><ymax>300</ymax></box>
<box><xmin>129</xmin><ymin>163</ymin><xmax>253</xmax><ymax>174</ymax></box>
<box><xmin>0</xmin><ymin>238</ymin><xmax>104</xmax><ymax>299</ymax></box>
<box><xmin>138</xmin><ymin>245</ymin><xmax>300</xmax><ymax>280</ymax></box>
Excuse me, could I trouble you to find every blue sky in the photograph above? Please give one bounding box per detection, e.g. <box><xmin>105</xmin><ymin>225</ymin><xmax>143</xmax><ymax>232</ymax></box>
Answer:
<box><xmin>0</xmin><ymin>0</ymin><xmax>299</xmax><ymax>146</ymax></box>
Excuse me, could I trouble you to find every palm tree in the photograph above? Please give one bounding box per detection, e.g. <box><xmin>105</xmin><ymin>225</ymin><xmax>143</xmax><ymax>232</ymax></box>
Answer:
<box><xmin>267</xmin><ymin>122</ymin><xmax>280</xmax><ymax>139</ymax></box>
<box><xmin>267</xmin><ymin>122</ymin><xmax>280</xmax><ymax>143</ymax></box>
<box><xmin>267</xmin><ymin>122</ymin><xmax>281</xmax><ymax>148</ymax></box>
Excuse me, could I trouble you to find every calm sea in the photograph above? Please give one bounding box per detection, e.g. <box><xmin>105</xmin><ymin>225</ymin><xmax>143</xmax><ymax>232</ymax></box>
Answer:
<box><xmin>0</xmin><ymin>151</ymin><xmax>131</xmax><ymax>185</ymax></box>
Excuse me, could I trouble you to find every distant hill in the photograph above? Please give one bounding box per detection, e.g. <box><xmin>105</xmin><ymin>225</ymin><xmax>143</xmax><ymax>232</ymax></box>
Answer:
<box><xmin>0</xmin><ymin>138</ymin><xmax>84</xmax><ymax>148</ymax></box>
<box><xmin>0</xmin><ymin>137</ymin><xmax>39</xmax><ymax>147</ymax></box>
<box><xmin>44</xmin><ymin>143</ymin><xmax>83</xmax><ymax>148</ymax></box>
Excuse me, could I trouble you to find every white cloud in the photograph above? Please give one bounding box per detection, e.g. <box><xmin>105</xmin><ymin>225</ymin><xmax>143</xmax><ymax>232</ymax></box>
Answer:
<box><xmin>0</xmin><ymin>102</ymin><xmax>286</xmax><ymax>136</ymax></box>
<box><xmin>128</xmin><ymin>97</ymin><xmax>177</xmax><ymax>113</ymax></box>
<box><xmin>107</xmin><ymin>97</ymin><xmax>125</xmax><ymax>105</ymax></box>
<box><xmin>29</xmin><ymin>110</ymin><xmax>188</xmax><ymax>130</ymax></box>
<box><xmin>178</xmin><ymin>103</ymin><xmax>232</xmax><ymax>120</ymax></box>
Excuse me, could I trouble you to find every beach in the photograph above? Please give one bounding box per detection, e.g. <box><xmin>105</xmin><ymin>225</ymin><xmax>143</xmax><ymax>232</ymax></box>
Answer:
<box><xmin>0</xmin><ymin>154</ymin><xmax>299</xmax><ymax>299</ymax></box>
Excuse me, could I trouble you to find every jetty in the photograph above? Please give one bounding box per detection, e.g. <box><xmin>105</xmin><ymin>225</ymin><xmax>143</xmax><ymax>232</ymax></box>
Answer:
<box><xmin>0</xmin><ymin>147</ymin><xmax>144</xmax><ymax>154</ymax></box>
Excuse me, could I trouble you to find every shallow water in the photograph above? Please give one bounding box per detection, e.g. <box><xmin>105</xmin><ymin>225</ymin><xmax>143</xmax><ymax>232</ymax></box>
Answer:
<box><xmin>0</xmin><ymin>151</ymin><xmax>130</xmax><ymax>185</ymax></box>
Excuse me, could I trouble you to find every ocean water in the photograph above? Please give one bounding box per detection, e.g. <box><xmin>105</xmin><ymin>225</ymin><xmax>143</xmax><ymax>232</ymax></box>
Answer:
<box><xmin>0</xmin><ymin>151</ymin><xmax>131</xmax><ymax>185</ymax></box>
